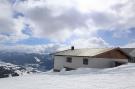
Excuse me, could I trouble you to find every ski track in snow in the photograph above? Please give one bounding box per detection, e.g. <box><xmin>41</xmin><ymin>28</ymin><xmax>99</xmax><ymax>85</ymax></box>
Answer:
<box><xmin>0</xmin><ymin>63</ymin><xmax>135</xmax><ymax>89</ymax></box>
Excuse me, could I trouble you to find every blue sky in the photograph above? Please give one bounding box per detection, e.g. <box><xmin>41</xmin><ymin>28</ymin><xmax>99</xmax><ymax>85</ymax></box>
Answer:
<box><xmin>0</xmin><ymin>0</ymin><xmax>135</xmax><ymax>52</ymax></box>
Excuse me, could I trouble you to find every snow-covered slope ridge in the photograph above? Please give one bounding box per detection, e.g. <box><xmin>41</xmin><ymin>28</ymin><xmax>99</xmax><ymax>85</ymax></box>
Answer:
<box><xmin>0</xmin><ymin>61</ymin><xmax>27</xmax><ymax>78</ymax></box>
<box><xmin>0</xmin><ymin>63</ymin><xmax>135</xmax><ymax>89</ymax></box>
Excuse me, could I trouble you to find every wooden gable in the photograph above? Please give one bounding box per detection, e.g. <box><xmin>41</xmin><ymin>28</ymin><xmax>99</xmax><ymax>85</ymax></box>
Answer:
<box><xmin>93</xmin><ymin>48</ymin><xmax>130</xmax><ymax>59</ymax></box>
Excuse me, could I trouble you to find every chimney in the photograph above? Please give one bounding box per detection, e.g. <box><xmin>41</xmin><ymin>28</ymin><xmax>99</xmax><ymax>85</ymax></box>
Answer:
<box><xmin>71</xmin><ymin>46</ymin><xmax>74</xmax><ymax>50</ymax></box>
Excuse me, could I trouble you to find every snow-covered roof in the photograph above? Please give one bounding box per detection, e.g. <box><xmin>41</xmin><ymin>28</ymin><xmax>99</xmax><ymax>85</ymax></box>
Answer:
<box><xmin>54</xmin><ymin>48</ymin><xmax>114</xmax><ymax>57</ymax></box>
<box><xmin>122</xmin><ymin>48</ymin><xmax>135</xmax><ymax>57</ymax></box>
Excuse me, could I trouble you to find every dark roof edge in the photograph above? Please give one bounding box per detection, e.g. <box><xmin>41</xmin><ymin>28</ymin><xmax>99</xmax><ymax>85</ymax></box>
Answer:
<box><xmin>115</xmin><ymin>47</ymin><xmax>132</xmax><ymax>59</ymax></box>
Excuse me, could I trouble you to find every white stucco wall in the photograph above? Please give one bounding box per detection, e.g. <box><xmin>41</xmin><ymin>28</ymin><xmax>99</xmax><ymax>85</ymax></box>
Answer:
<box><xmin>54</xmin><ymin>56</ymin><xmax>65</xmax><ymax>70</ymax></box>
<box><xmin>54</xmin><ymin>56</ymin><xmax>128</xmax><ymax>71</ymax></box>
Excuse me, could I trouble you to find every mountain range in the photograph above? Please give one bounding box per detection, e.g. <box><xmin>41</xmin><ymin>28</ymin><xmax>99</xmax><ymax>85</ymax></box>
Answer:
<box><xmin>0</xmin><ymin>51</ymin><xmax>53</xmax><ymax>72</ymax></box>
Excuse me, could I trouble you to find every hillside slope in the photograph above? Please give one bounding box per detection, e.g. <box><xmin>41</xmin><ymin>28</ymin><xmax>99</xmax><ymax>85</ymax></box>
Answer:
<box><xmin>0</xmin><ymin>51</ymin><xmax>53</xmax><ymax>71</ymax></box>
<box><xmin>0</xmin><ymin>63</ymin><xmax>135</xmax><ymax>89</ymax></box>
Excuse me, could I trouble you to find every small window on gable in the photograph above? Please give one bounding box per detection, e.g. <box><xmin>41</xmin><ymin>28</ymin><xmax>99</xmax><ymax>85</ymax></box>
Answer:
<box><xmin>66</xmin><ymin>57</ymin><xmax>72</xmax><ymax>63</ymax></box>
<box><xmin>83</xmin><ymin>58</ymin><xmax>88</xmax><ymax>65</ymax></box>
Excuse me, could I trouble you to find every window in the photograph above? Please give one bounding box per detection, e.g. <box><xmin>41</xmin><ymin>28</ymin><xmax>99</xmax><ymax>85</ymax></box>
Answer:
<box><xmin>66</xmin><ymin>57</ymin><xmax>72</xmax><ymax>63</ymax></box>
<box><xmin>83</xmin><ymin>58</ymin><xmax>88</xmax><ymax>65</ymax></box>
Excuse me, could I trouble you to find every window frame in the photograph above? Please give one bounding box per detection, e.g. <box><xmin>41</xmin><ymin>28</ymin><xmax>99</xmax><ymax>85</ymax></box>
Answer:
<box><xmin>66</xmin><ymin>57</ymin><xmax>72</xmax><ymax>63</ymax></box>
<box><xmin>83</xmin><ymin>58</ymin><xmax>88</xmax><ymax>65</ymax></box>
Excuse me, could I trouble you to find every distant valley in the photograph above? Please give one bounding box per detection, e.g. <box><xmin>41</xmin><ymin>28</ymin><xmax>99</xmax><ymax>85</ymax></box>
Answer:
<box><xmin>0</xmin><ymin>51</ymin><xmax>53</xmax><ymax>72</ymax></box>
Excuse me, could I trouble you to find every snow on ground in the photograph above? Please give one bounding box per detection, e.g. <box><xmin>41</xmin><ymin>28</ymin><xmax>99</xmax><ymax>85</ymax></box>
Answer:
<box><xmin>0</xmin><ymin>63</ymin><xmax>135</xmax><ymax>89</ymax></box>
<box><xmin>34</xmin><ymin>57</ymin><xmax>41</xmax><ymax>62</ymax></box>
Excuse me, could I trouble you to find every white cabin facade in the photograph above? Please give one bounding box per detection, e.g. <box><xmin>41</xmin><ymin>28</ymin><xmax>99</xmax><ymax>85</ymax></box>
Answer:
<box><xmin>53</xmin><ymin>47</ymin><xmax>130</xmax><ymax>72</ymax></box>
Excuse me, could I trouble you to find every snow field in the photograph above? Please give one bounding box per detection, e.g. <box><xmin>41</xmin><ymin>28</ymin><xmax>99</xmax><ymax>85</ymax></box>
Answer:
<box><xmin>0</xmin><ymin>63</ymin><xmax>135</xmax><ymax>89</ymax></box>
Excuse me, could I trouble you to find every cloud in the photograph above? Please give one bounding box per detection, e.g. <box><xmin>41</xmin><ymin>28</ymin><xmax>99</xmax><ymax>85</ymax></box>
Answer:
<box><xmin>0</xmin><ymin>35</ymin><xmax>9</xmax><ymax>42</ymax></box>
<box><xmin>0</xmin><ymin>44</ymin><xmax>62</xmax><ymax>53</ymax></box>
<box><xmin>17</xmin><ymin>3</ymin><xmax>92</xmax><ymax>41</ymax></box>
<box><xmin>0</xmin><ymin>37</ymin><xmax>109</xmax><ymax>53</ymax></box>
<box><xmin>0</xmin><ymin>0</ymin><xmax>28</xmax><ymax>43</ymax></box>
<box><xmin>123</xmin><ymin>42</ymin><xmax>135</xmax><ymax>48</ymax></box>
<box><xmin>71</xmin><ymin>37</ymin><xmax>110</xmax><ymax>48</ymax></box>
<box><xmin>83</xmin><ymin>0</ymin><xmax>135</xmax><ymax>40</ymax></box>
<box><xmin>0</xmin><ymin>1</ymin><xmax>15</xmax><ymax>33</ymax></box>
<box><xmin>16</xmin><ymin>0</ymin><xmax>113</xmax><ymax>42</ymax></box>
<box><xmin>0</xmin><ymin>0</ymin><xmax>135</xmax><ymax>48</ymax></box>
<box><xmin>15</xmin><ymin>0</ymin><xmax>135</xmax><ymax>41</ymax></box>
<box><xmin>43</xmin><ymin>0</ymin><xmax>125</xmax><ymax>13</ymax></box>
